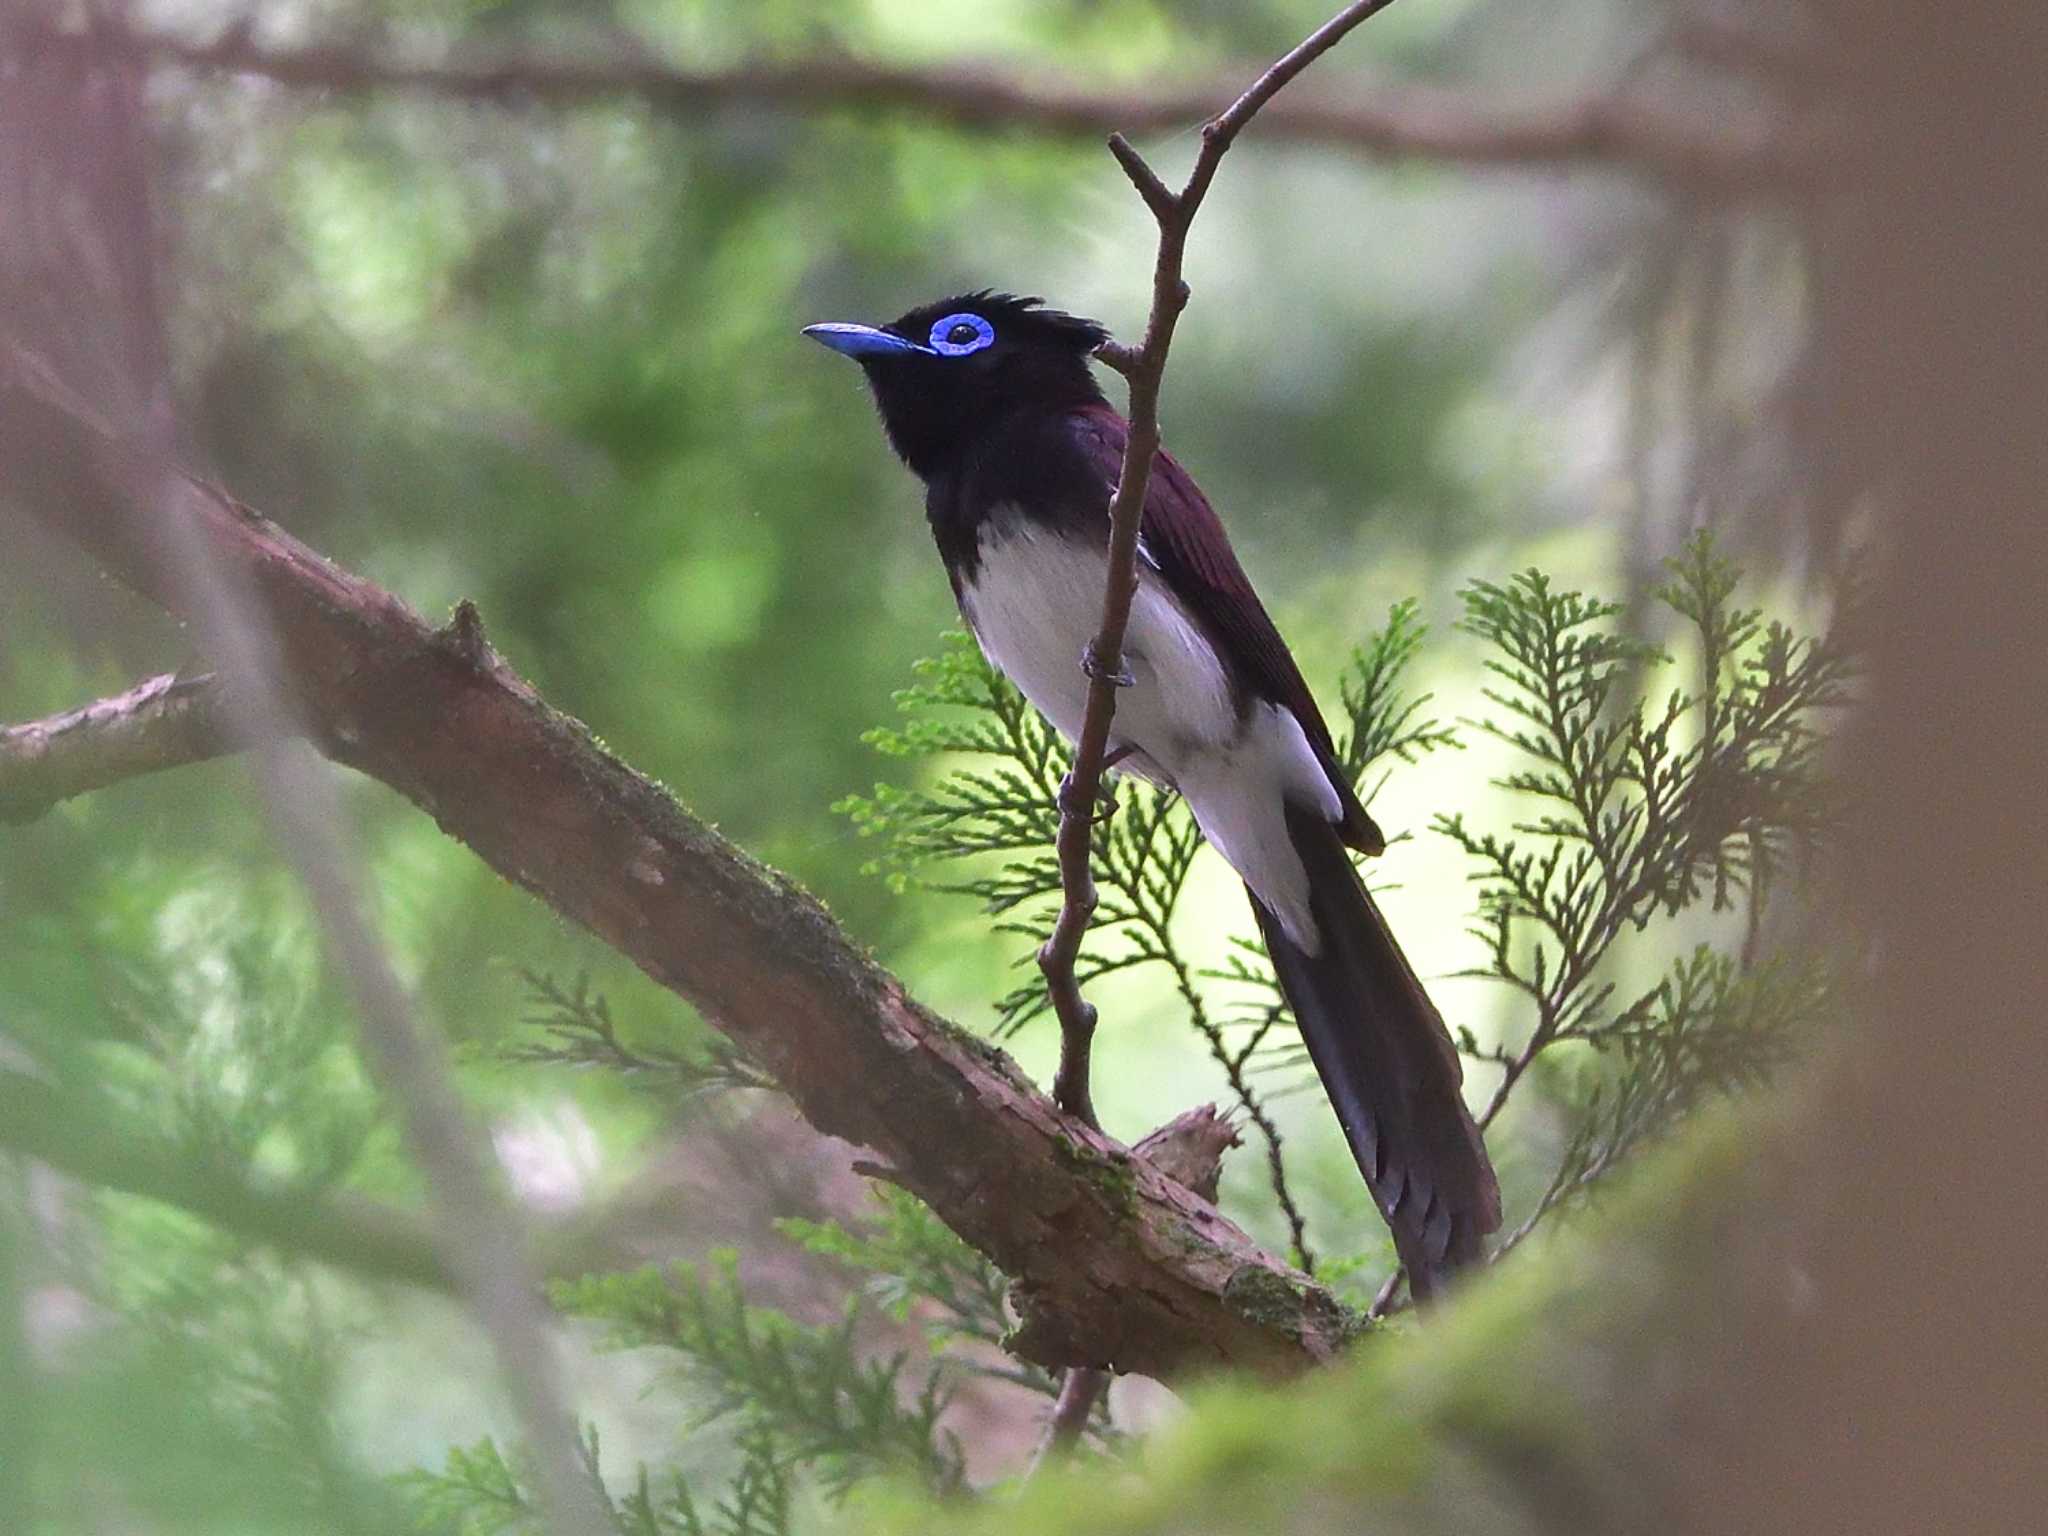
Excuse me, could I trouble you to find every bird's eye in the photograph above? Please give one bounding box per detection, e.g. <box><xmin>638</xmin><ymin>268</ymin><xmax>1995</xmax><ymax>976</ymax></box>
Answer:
<box><xmin>928</xmin><ymin>312</ymin><xmax>995</xmax><ymax>356</ymax></box>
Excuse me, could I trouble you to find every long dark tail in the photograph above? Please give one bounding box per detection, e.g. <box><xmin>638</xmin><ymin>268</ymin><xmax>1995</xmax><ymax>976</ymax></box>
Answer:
<box><xmin>1249</xmin><ymin>802</ymin><xmax>1501</xmax><ymax>1300</ymax></box>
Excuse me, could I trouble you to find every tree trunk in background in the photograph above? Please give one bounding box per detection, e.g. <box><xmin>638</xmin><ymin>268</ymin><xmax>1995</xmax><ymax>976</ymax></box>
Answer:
<box><xmin>1697</xmin><ymin>3</ymin><xmax>2047</xmax><ymax>1529</ymax></box>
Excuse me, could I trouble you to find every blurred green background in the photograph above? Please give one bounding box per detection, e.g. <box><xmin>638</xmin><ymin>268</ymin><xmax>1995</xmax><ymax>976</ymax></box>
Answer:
<box><xmin>0</xmin><ymin>0</ymin><xmax>1807</xmax><ymax>1528</ymax></box>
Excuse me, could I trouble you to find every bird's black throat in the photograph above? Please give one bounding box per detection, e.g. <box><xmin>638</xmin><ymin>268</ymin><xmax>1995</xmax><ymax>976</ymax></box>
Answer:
<box><xmin>920</xmin><ymin>406</ymin><xmax>1118</xmax><ymax>591</ymax></box>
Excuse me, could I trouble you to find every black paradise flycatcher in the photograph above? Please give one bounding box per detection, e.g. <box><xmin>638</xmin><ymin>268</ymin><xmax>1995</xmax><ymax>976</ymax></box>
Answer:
<box><xmin>807</xmin><ymin>292</ymin><xmax>1500</xmax><ymax>1297</ymax></box>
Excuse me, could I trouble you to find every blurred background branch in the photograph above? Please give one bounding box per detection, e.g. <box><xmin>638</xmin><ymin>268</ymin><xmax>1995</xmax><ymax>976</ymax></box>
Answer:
<box><xmin>0</xmin><ymin>671</ymin><xmax>254</xmax><ymax>825</ymax></box>
<box><xmin>44</xmin><ymin>18</ymin><xmax>1828</xmax><ymax>190</ymax></box>
<box><xmin>0</xmin><ymin>1069</ymin><xmax>457</xmax><ymax>1292</ymax></box>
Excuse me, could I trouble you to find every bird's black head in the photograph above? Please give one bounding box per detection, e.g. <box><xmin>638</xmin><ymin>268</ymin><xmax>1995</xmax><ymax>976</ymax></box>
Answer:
<box><xmin>805</xmin><ymin>292</ymin><xmax>1109</xmax><ymax>479</ymax></box>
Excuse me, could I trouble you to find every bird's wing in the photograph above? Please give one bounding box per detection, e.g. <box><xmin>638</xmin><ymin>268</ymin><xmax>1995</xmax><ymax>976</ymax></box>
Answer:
<box><xmin>1068</xmin><ymin>403</ymin><xmax>1384</xmax><ymax>855</ymax></box>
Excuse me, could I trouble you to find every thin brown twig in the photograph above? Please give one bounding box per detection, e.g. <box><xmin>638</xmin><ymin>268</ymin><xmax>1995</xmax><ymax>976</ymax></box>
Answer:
<box><xmin>63</xmin><ymin>24</ymin><xmax>1822</xmax><ymax>189</ymax></box>
<box><xmin>1031</xmin><ymin>1367</ymin><xmax>1111</xmax><ymax>1468</ymax></box>
<box><xmin>1041</xmin><ymin>0</ymin><xmax>1406</xmax><ymax>1139</ymax></box>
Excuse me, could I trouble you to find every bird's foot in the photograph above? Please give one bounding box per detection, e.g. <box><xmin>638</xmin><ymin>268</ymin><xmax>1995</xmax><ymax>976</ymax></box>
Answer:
<box><xmin>1079</xmin><ymin>640</ymin><xmax>1135</xmax><ymax>689</ymax></box>
<box><xmin>1056</xmin><ymin>770</ymin><xmax>1121</xmax><ymax>824</ymax></box>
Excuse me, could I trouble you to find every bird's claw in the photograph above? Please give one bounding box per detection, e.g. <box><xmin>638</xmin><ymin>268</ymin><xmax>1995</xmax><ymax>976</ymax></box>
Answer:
<box><xmin>1080</xmin><ymin>641</ymin><xmax>1135</xmax><ymax>689</ymax></box>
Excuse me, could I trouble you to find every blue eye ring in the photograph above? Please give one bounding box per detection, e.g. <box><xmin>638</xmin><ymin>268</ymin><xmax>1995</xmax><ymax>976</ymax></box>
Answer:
<box><xmin>928</xmin><ymin>312</ymin><xmax>995</xmax><ymax>356</ymax></box>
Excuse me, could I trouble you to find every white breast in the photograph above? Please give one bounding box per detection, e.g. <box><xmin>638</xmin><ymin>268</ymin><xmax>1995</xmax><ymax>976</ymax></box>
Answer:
<box><xmin>957</xmin><ymin>516</ymin><xmax>1342</xmax><ymax>951</ymax></box>
<box><xmin>958</xmin><ymin>519</ymin><xmax>1239</xmax><ymax>771</ymax></box>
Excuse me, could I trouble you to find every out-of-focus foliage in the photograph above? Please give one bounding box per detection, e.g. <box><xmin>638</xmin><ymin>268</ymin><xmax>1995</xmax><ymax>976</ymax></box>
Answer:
<box><xmin>405</xmin><ymin>1425</ymin><xmax>795</xmax><ymax>1536</ymax></box>
<box><xmin>401</xmin><ymin>1186</ymin><xmax>1049</xmax><ymax>1535</ymax></box>
<box><xmin>0</xmin><ymin>0</ymin><xmax>1837</xmax><ymax>1530</ymax></box>
<box><xmin>859</xmin><ymin>1103</ymin><xmax>1781</xmax><ymax>1536</ymax></box>
<box><xmin>553</xmin><ymin>1255</ymin><xmax>964</xmax><ymax>1500</ymax></box>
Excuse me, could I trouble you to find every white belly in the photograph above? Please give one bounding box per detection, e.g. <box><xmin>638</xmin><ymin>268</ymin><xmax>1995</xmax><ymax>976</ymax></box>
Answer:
<box><xmin>957</xmin><ymin>518</ymin><xmax>1341</xmax><ymax>951</ymax></box>
<box><xmin>958</xmin><ymin>520</ymin><xmax>1238</xmax><ymax>770</ymax></box>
